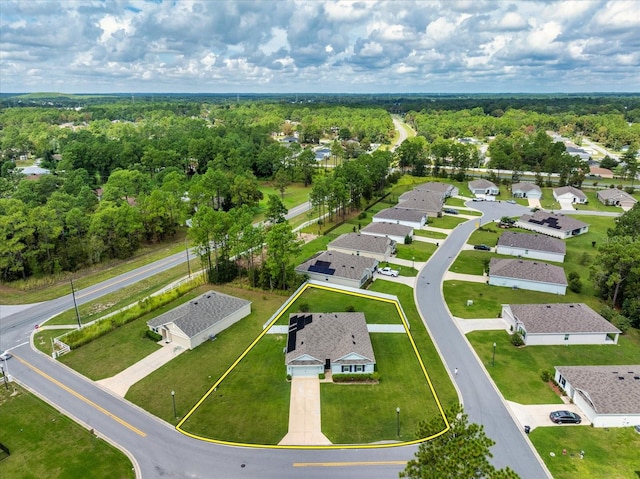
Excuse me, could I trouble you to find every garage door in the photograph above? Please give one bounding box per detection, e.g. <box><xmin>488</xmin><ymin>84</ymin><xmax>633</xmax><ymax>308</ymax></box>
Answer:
<box><xmin>291</xmin><ymin>366</ymin><xmax>322</xmax><ymax>377</ymax></box>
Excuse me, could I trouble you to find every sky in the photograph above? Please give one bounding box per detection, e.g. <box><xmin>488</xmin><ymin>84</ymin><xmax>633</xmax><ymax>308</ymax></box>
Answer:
<box><xmin>1</xmin><ymin>0</ymin><xmax>639</xmax><ymax>94</ymax></box>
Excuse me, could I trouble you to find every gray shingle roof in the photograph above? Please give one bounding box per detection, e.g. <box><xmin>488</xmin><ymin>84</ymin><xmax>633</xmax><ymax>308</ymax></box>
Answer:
<box><xmin>469</xmin><ymin>179</ymin><xmax>497</xmax><ymax>189</ymax></box>
<box><xmin>147</xmin><ymin>291</ymin><xmax>251</xmax><ymax>338</ymax></box>
<box><xmin>296</xmin><ymin>250</ymin><xmax>378</xmax><ymax>280</ymax></box>
<box><xmin>361</xmin><ymin>222</ymin><xmax>413</xmax><ymax>238</ymax></box>
<box><xmin>489</xmin><ymin>258</ymin><xmax>567</xmax><ymax>285</ymax></box>
<box><xmin>373</xmin><ymin>207</ymin><xmax>426</xmax><ymax>222</ymax></box>
<box><xmin>497</xmin><ymin>231</ymin><xmax>566</xmax><ymax>255</ymax></box>
<box><xmin>511</xmin><ymin>182</ymin><xmax>541</xmax><ymax>194</ymax></box>
<box><xmin>518</xmin><ymin>211</ymin><xmax>589</xmax><ymax>233</ymax></box>
<box><xmin>509</xmin><ymin>303</ymin><xmax>621</xmax><ymax>334</ymax></box>
<box><xmin>398</xmin><ymin>190</ymin><xmax>445</xmax><ymax>214</ymax></box>
<box><xmin>328</xmin><ymin>233</ymin><xmax>394</xmax><ymax>254</ymax></box>
<box><xmin>555</xmin><ymin>365</ymin><xmax>640</xmax><ymax>415</ymax></box>
<box><xmin>597</xmin><ymin>188</ymin><xmax>637</xmax><ymax>202</ymax></box>
<box><xmin>413</xmin><ymin>182</ymin><xmax>455</xmax><ymax>194</ymax></box>
<box><xmin>285</xmin><ymin>312</ymin><xmax>375</xmax><ymax>366</ymax></box>
<box><xmin>553</xmin><ymin>185</ymin><xmax>587</xmax><ymax>200</ymax></box>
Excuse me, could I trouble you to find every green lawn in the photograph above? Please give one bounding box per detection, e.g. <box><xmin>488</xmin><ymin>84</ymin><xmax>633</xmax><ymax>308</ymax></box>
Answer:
<box><xmin>465</xmin><ymin>227</ymin><xmax>502</xmax><ymax>247</ymax></box>
<box><xmin>529</xmin><ymin>426</ymin><xmax>640</xmax><ymax>479</ymax></box>
<box><xmin>427</xmin><ymin>215</ymin><xmax>470</xmax><ymax>229</ymax></box>
<box><xmin>448</xmin><ymin>250</ymin><xmax>491</xmax><ymax>275</ymax></box>
<box><xmin>147</xmin><ymin>281</ymin><xmax>455</xmax><ymax>444</ymax></box>
<box><xmin>414</xmin><ymin>229</ymin><xmax>448</xmax><ymax>240</ymax></box>
<box><xmin>0</xmin><ymin>385</ymin><xmax>134</xmax><ymax>479</ymax></box>
<box><xmin>443</xmin><ymin>281</ymin><xmax>606</xmax><ymax>319</ymax></box>
<box><xmin>396</xmin><ymin>241</ymin><xmax>437</xmax><ymax>262</ymax></box>
<box><xmin>467</xmin><ymin>329</ymin><xmax>640</xmax><ymax>404</ymax></box>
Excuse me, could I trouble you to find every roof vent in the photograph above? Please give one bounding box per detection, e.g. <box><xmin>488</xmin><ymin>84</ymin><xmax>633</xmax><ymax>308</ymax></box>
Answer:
<box><xmin>353</xmin><ymin>341</ymin><xmax>356</xmax><ymax>344</ymax></box>
<box><xmin>618</xmin><ymin>376</ymin><xmax>624</xmax><ymax>380</ymax></box>
<box><xmin>546</xmin><ymin>305</ymin><xmax>551</xmax><ymax>309</ymax></box>
<box><xmin>634</xmin><ymin>376</ymin><xmax>639</xmax><ymax>380</ymax></box>
<box><xmin>569</xmin><ymin>305</ymin><xmax>574</xmax><ymax>308</ymax></box>
<box><xmin>193</xmin><ymin>301</ymin><xmax>198</xmax><ymax>305</ymax></box>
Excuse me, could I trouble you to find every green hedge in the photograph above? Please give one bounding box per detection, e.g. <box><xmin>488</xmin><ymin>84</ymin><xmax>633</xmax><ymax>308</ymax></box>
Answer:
<box><xmin>62</xmin><ymin>280</ymin><xmax>200</xmax><ymax>349</ymax></box>
<box><xmin>332</xmin><ymin>372</ymin><xmax>379</xmax><ymax>383</ymax></box>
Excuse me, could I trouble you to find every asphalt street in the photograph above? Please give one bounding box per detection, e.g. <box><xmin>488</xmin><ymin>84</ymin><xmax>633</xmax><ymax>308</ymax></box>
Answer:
<box><xmin>0</xmin><ymin>199</ymin><xmax>554</xmax><ymax>479</ymax></box>
<box><xmin>414</xmin><ymin>200</ymin><xmax>551</xmax><ymax>478</ymax></box>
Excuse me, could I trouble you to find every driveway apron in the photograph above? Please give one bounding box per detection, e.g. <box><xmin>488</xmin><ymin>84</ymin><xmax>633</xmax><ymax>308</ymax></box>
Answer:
<box><xmin>279</xmin><ymin>377</ymin><xmax>331</xmax><ymax>445</ymax></box>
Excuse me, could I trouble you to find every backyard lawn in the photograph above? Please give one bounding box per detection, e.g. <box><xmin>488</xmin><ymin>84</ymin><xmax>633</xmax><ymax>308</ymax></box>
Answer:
<box><xmin>0</xmin><ymin>385</ymin><xmax>134</xmax><ymax>479</ymax></box>
<box><xmin>443</xmin><ymin>281</ymin><xmax>606</xmax><ymax>319</ymax></box>
<box><xmin>467</xmin><ymin>328</ymin><xmax>640</xmax><ymax>404</ymax></box>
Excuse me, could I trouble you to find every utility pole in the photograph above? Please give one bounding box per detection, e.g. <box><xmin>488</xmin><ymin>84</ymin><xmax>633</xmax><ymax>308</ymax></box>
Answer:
<box><xmin>70</xmin><ymin>279</ymin><xmax>82</xmax><ymax>329</ymax></box>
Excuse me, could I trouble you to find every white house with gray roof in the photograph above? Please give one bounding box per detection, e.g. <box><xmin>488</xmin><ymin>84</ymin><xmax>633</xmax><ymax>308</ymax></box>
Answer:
<box><xmin>360</xmin><ymin>222</ymin><xmax>413</xmax><ymax>243</ymax></box>
<box><xmin>372</xmin><ymin>207</ymin><xmax>427</xmax><ymax>229</ymax></box>
<box><xmin>328</xmin><ymin>233</ymin><xmax>395</xmax><ymax>262</ymax></box>
<box><xmin>554</xmin><ymin>365</ymin><xmax>640</xmax><ymax>427</ymax></box>
<box><xmin>295</xmin><ymin>250</ymin><xmax>378</xmax><ymax>289</ymax></box>
<box><xmin>488</xmin><ymin>258</ymin><xmax>567</xmax><ymax>294</ymax></box>
<box><xmin>398</xmin><ymin>190</ymin><xmax>445</xmax><ymax>217</ymax></box>
<box><xmin>147</xmin><ymin>291</ymin><xmax>251</xmax><ymax>350</ymax></box>
<box><xmin>515</xmin><ymin>211</ymin><xmax>589</xmax><ymax>239</ymax></box>
<box><xmin>502</xmin><ymin>303</ymin><xmax>621</xmax><ymax>346</ymax></box>
<box><xmin>285</xmin><ymin>312</ymin><xmax>376</xmax><ymax>377</ymax></box>
<box><xmin>553</xmin><ymin>185</ymin><xmax>587</xmax><ymax>204</ymax></box>
<box><xmin>511</xmin><ymin>182</ymin><xmax>542</xmax><ymax>199</ymax></box>
<box><xmin>496</xmin><ymin>231</ymin><xmax>566</xmax><ymax>262</ymax></box>
<box><xmin>414</xmin><ymin>181</ymin><xmax>459</xmax><ymax>197</ymax></box>
<box><xmin>468</xmin><ymin>179</ymin><xmax>499</xmax><ymax>196</ymax></box>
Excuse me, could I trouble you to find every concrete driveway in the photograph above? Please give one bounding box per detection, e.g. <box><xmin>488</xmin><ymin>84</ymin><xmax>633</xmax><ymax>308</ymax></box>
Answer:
<box><xmin>507</xmin><ymin>401</ymin><xmax>589</xmax><ymax>431</ymax></box>
<box><xmin>558</xmin><ymin>199</ymin><xmax>575</xmax><ymax>210</ymax></box>
<box><xmin>279</xmin><ymin>377</ymin><xmax>331</xmax><ymax>445</ymax></box>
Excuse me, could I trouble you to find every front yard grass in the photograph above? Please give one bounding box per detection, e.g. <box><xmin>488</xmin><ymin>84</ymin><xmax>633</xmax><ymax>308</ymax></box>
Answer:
<box><xmin>414</xmin><ymin>229</ymin><xmax>448</xmax><ymax>240</ymax></box>
<box><xmin>427</xmin><ymin>215</ymin><xmax>470</xmax><ymax>229</ymax></box>
<box><xmin>448</xmin><ymin>250</ymin><xmax>491</xmax><ymax>275</ymax></box>
<box><xmin>396</xmin><ymin>241</ymin><xmax>437</xmax><ymax>262</ymax></box>
<box><xmin>0</xmin><ymin>385</ymin><xmax>134</xmax><ymax>479</ymax></box>
<box><xmin>467</xmin><ymin>329</ymin><xmax>640</xmax><ymax>404</ymax></box>
<box><xmin>529</xmin><ymin>426</ymin><xmax>640</xmax><ymax>479</ymax></box>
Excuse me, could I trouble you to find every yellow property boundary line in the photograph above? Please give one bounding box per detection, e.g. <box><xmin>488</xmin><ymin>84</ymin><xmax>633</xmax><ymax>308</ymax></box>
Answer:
<box><xmin>176</xmin><ymin>281</ymin><xmax>450</xmax><ymax>449</ymax></box>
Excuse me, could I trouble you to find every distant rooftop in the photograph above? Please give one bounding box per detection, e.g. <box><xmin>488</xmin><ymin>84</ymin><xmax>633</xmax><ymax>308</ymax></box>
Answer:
<box><xmin>489</xmin><ymin>258</ymin><xmax>567</xmax><ymax>285</ymax></box>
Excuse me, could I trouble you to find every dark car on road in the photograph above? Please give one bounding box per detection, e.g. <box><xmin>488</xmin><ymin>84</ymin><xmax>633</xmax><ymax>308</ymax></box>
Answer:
<box><xmin>473</xmin><ymin>244</ymin><xmax>491</xmax><ymax>251</ymax></box>
<box><xmin>443</xmin><ymin>208</ymin><xmax>459</xmax><ymax>215</ymax></box>
<box><xmin>549</xmin><ymin>411</ymin><xmax>582</xmax><ymax>424</ymax></box>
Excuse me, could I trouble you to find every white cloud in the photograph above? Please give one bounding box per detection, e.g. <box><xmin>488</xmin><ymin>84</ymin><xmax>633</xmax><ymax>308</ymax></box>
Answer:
<box><xmin>0</xmin><ymin>0</ymin><xmax>637</xmax><ymax>93</ymax></box>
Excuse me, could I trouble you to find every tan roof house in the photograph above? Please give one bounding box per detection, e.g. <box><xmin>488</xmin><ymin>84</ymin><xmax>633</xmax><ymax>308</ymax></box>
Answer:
<box><xmin>328</xmin><ymin>233</ymin><xmax>396</xmax><ymax>262</ymax></box>
<box><xmin>147</xmin><ymin>291</ymin><xmax>251</xmax><ymax>350</ymax></box>
<box><xmin>488</xmin><ymin>258</ymin><xmax>567</xmax><ymax>295</ymax></box>
<box><xmin>496</xmin><ymin>231</ymin><xmax>566</xmax><ymax>262</ymax></box>
<box><xmin>398</xmin><ymin>190</ymin><xmax>445</xmax><ymax>217</ymax></box>
<box><xmin>589</xmin><ymin>166</ymin><xmax>614</xmax><ymax>179</ymax></box>
<box><xmin>554</xmin><ymin>365</ymin><xmax>640</xmax><ymax>427</ymax></box>
<box><xmin>511</xmin><ymin>182</ymin><xmax>542</xmax><ymax>199</ymax></box>
<box><xmin>597</xmin><ymin>188</ymin><xmax>637</xmax><ymax>210</ymax></box>
<box><xmin>373</xmin><ymin>207</ymin><xmax>427</xmax><ymax>229</ymax></box>
<box><xmin>285</xmin><ymin>312</ymin><xmax>376</xmax><ymax>377</ymax></box>
<box><xmin>468</xmin><ymin>179</ymin><xmax>499</xmax><ymax>196</ymax></box>
<box><xmin>360</xmin><ymin>222</ymin><xmax>413</xmax><ymax>244</ymax></box>
<box><xmin>502</xmin><ymin>303</ymin><xmax>620</xmax><ymax>346</ymax></box>
<box><xmin>413</xmin><ymin>182</ymin><xmax>459</xmax><ymax>197</ymax></box>
<box><xmin>553</xmin><ymin>186</ymin><xmax>587</xmax><ymax>204</ymax></box>
<box><xmin>296</xmin><ymin>251</ymin><xmax>378</xmax><ymax>289</ymax></box>
<box><xmin>515</xmin><ymin>211</ymin><xmax>589</xmax><ymax>239</ymax></box>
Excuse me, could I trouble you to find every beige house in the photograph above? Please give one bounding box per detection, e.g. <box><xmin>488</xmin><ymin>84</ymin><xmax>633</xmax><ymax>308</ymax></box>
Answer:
<box><xmin>413</xmin><ymin>181</ymin><xmax>459</xmax><ymax>197</ymax></box>
<box><xmin>147</xmin><ymin>291</ymin><xmax>251</xmax><ymax>350</ymax></box>
<box><xmin>597</xmin><ymin>188</ymin><xmax>637</xmax><ymax>210</ymax></box>
<box><xmin>296</xmin><ymin>250</ymin><xmax>378</xmax><ymax>289</ymax></box>
<box><xmin>496</xmin><ymin>231</ymin><xmax>566</xmax><ymax>262</ymax></box>
<box><xmin>488</xmin><ymin>258</ymin><xmax>567</xmax><ymax>295</ymax></box>
<box><xmin>553</xmin><ymin>186</ymin><xmax>587</xmax><ymax>204</ymax></box>
<box><xmin>328</xmin><ymin>233</ymin><xmax>395</xmax><ymax>262</ymax></box>
<box><xmin>285</xmin><ymin>312</ymin><xmax>376</xmax><ymax>377</ymax></box>
<box><xmin>360</xmin><ymin>222</ymin><xmax>413</xmax><ymax>244</ymax></box>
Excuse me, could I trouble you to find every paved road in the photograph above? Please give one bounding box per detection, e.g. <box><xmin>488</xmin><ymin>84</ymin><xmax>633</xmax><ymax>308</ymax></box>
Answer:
<box><xmin>414</xmin><ymin>200</ymin><xmax>550</xmax><ymax>478</ymax></box>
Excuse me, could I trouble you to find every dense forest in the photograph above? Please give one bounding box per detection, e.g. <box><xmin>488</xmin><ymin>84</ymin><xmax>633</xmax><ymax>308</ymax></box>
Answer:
<box><xmin>1</xmin><ymin>94</ymin><xmax>639</xmax><ymax>316</ymax></box>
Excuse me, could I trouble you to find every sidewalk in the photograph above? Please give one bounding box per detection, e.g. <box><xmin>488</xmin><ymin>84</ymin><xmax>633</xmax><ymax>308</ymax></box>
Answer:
<box><xmin>455</xmin><ymin>317</ymin><xmax>509</xmax><ymax>333</ymax></box>
<box><xmin>96</xmin><ymin>342</ymin><xmax>186</xmax><ymax>396</ymax></box>
<box><xmin>443</xmin><ymin>271</ymin><xmax>487</xmax><ymax>283</ymax></box>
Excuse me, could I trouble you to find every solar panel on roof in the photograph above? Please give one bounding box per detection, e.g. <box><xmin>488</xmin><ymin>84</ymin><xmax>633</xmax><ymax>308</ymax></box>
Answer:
<box><xmin>308</xmin><ymin>264</ymin><xmax>336</xmax><ymax>275</ymax></box>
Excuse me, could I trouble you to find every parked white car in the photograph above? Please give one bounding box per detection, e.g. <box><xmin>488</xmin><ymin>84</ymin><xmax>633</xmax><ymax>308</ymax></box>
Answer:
<box><xmin>378</xmin><ymin>267</ymin><xmax>399</xmax><ymax>277</ymax></box>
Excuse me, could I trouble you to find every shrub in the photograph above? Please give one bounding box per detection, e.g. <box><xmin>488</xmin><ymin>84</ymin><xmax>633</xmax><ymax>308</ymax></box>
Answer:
<box><xmin>332</xmin><ymin>372</ymin><xmax>378</xmax><ymax>383</ymax></box>
<box><xmin>510</xmin><ymin>332</ymin><xmax>524</xmax><ymax>347</ymax></box>
<box><xmin>567</xmin><ymin>271</ymin><xmax>583</xmax><ymax>293</ymax></box>
<box><xmin>145</xmin><ymin>329</ymin><xmax>162</xmax><ymax>342</ymax></box>
<box><xmin>286</xmin><ymin>374</ymin><xmax>292</xmax><ymax>381</ymax></box>
<box><xmin>357</xmin><ymin>211</ymin><xmax>367</xmax><ymax>220</ymax></box>
<box><xmin>625</xmin><ymin>186</ymin><xmax>635</xmax><ymax>194</ymax></box>
<box><xmin>345</xmin><ymin>305</ymin><xmax>356</xmax><ymax>312</ymax></box>
<box><xmin>404</xmin><ymin>234</ymin><xmax>413</xmax><ymax>244</ymax></box>
<box><xmin>540</xmin><ymin>370</ymin><xmax>552</xmax><ymax>383</ymax></box>
<box><xmin>318</xmin><ymin>373</ymin><xmax>325</xmax><ymax>380</ymax></box>
<box><xmin>298</xmin><ymin>302</ymin><xmax>310</xmax><ymax>312</ymax></box>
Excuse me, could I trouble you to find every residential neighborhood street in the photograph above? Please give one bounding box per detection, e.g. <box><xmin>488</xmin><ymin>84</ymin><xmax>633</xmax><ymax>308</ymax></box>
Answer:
<box><xmin>0</xmin><ymin>200</ymin><xmax>554</xmax><ymax>478</ymax></box>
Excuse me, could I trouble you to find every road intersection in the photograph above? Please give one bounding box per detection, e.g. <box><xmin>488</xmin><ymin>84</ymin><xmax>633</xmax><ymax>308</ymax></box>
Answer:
<box><xmin>0</xmin><ymin>200</ymin><xmax>553</xmax><ymax>478</ymax></box>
